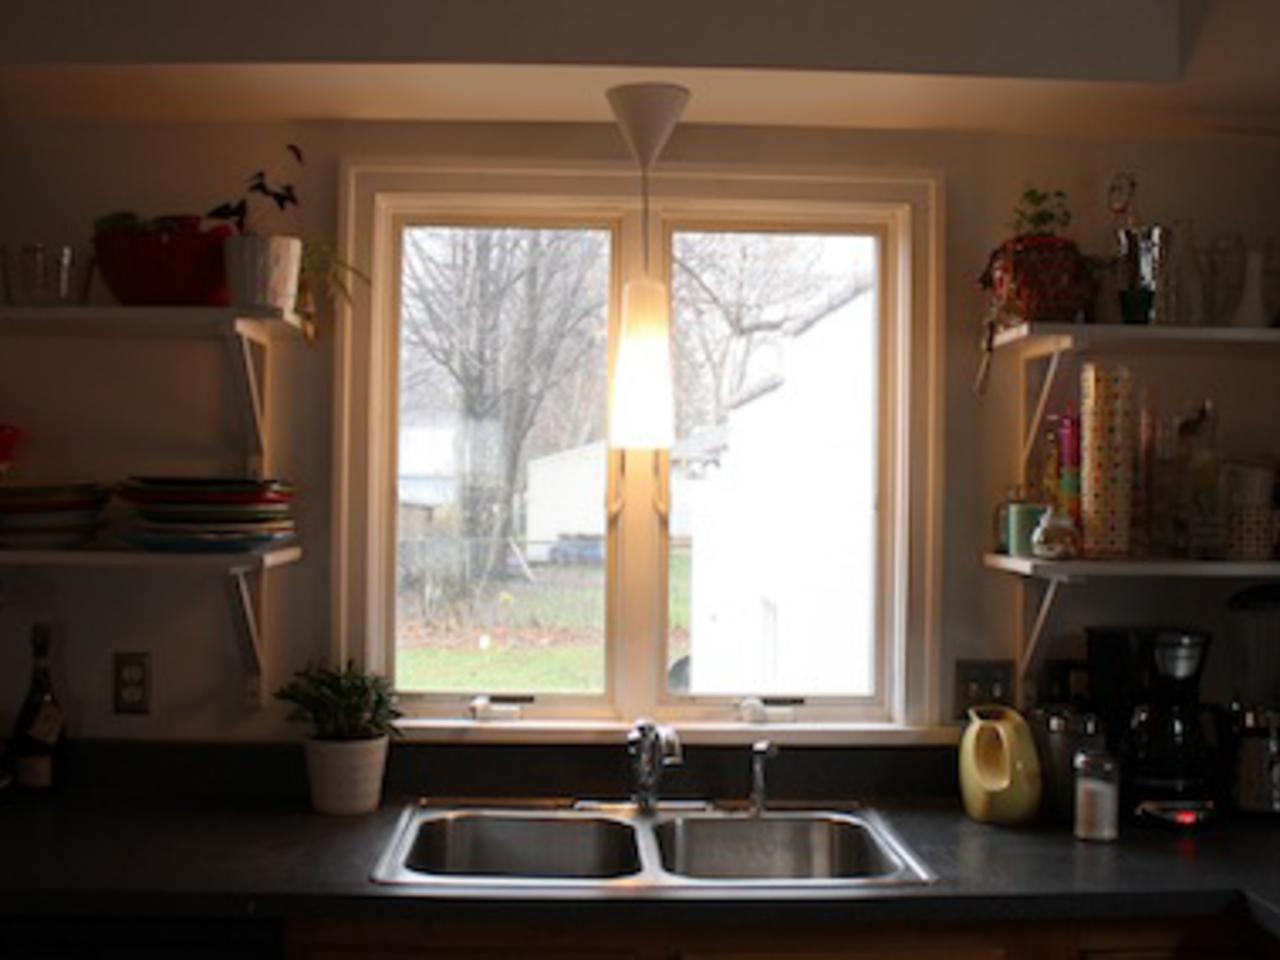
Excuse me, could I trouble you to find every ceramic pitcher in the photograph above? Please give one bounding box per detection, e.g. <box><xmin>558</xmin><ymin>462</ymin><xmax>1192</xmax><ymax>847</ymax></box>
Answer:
<box><xmin>959</xmin><ymin>706</ymin><xmax>1043</xmax><ymax>825</ymax></box>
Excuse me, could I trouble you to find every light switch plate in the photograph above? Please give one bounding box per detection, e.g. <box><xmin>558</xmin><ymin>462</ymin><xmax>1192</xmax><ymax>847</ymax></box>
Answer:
<box><xmin>953</xmin><ymin>658</ymin><xmax>1014</xmax><ymax>719</ymax></box>
<box><xmin>113</xmin><ymin>651</ymin><xmax>151</xmax><ymax>715</ymax></box>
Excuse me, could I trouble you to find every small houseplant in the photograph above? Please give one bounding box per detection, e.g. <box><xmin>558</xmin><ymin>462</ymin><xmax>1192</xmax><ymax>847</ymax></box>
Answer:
<box><xmin>979</xmin><ymin>186</ymin><xmax>1095</xmax><ymax>327</ymax></box>
<box><xmin>275</xmin><ymin>661</ymin><xmax>401</xmax><ymax>815</ymax></box>
<box><xmin>210</xmin><ymin>145</ymin><xmax>306</xmax><ymax>317</ymax></box>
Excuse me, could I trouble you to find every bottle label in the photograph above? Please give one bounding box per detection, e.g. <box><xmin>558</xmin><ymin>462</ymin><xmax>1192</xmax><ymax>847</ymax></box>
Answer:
<box><xmin>27</xmin><ymin>702</ymin><xmax>63</xmax><ymax>745</ymax></box>
<box><xmin>15</xmin><ymin>754</ymin><xmax>52</xmax><ymax>789</ymax></box>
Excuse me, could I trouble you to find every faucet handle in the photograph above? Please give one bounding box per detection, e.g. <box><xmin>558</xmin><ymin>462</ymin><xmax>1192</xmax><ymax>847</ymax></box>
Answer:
<box><xmin>753</xmin><ymin>739</ymin><xmax>779</xmax><ymax>759</ymax></box>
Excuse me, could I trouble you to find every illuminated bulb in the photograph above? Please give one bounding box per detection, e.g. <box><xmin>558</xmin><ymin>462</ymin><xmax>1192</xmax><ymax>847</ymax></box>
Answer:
<box><xmin>610</xmin><ymin>277</ymin><xmax>675</xmax><ymax>449</ymax></box>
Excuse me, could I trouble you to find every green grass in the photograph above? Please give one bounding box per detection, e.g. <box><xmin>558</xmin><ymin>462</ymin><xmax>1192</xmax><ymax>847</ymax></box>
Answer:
<box><xmin>396</xmin><ymin>546</ymin><xmax>694</xmax><ymax>693</ymax></box>
<box><xmin>397</xmin><ymin>643</ymin><xmax>604</xmax><ymax>694</ymax></box>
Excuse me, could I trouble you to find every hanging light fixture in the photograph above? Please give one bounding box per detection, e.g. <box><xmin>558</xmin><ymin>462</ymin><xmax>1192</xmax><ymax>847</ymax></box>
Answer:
<box><xmin>606</xmin><ymin>82</ymin><xmax>690</xmax><ymax>450</ymax></box>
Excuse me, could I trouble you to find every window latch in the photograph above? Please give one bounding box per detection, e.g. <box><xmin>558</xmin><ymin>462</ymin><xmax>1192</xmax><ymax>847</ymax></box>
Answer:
<box><xmin>468</xmin><ymin>695</ymin><xmax>530</xmax><ymax>721</ymax></box>
<box><xmin>737</xmin><ymin>696</ymin><xmax>802</xmax><ymax>724</ymax></box>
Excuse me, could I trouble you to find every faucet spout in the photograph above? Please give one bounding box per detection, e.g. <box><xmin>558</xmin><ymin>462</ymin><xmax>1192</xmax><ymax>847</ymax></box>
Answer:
<box><xmin>628</xmin><ymin>719</ymin><xmax>682</xmax><ymax>814</ymax></box>
<box><xmin>749</xmin><ymin>739</ymin><xmax>779</xmax><ymax>816</ymax></box>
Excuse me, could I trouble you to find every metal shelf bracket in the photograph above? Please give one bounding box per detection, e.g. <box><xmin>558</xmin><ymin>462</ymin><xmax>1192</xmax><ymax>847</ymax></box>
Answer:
<box><xmin>230</xmin><ymin>320</ymin><xmax>270</xmax><ymax>480</ymax></box>
<box><xmin>229</xmin><ymin>564</ymin><xmax>266</xmax><ymax>707</ymax></box>
<box><xmin>1017</xmin><ymin>577</ymin><xmax>1063</xmax><ymax>697</ymax></box>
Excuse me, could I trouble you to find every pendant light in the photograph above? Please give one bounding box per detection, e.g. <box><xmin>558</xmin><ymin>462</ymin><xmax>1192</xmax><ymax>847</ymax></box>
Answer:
<box><xmin>606</xmin><ymin>83</ymin><xmax>690</xmax><ymax>450</ymax></box>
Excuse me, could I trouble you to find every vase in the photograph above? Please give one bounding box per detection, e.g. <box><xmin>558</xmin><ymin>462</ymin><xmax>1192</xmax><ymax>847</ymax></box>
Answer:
<box><xmin>303</xmin><ymin>735</ymin><xmax>389</xmax><ymax>815</ymax></box>
<box><xmin>1230</xmin><ymin>248</ymin><xmax>1270</xmax><ymax>328</ymax></box>
<box><xmin>224</xmin><ymin>234</ymin><xmax>303</xmax><ymax>316</ymax></box>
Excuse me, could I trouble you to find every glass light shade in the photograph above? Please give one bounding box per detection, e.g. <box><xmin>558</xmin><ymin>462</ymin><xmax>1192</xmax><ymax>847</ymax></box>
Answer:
<box><xmin>610</xmin><ymin>277</ymin><xmax>675</xmax><ymax>449</ymax></box>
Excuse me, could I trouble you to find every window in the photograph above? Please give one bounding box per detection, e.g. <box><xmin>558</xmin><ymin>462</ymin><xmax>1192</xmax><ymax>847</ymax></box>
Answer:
<box><xmin>396</xmin><ymin>225</ymin><xmax>611</xmax><ymax>697</ymax></box>
<box><xmin>666</xmin><ymin>229</ymin><xmax>880</xmax><ymax>700</ymax></box>
<box><xmin>336</xmin><ymin>163</ymin><xmax>943</xmax><ymax>737</ymax></box>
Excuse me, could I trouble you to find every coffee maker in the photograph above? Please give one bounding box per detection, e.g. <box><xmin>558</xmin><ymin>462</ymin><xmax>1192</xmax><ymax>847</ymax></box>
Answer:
<box><xmin>1087</xmin><ymin>627</ymin><xmax>1220</xmax><ymax>827</ymax></box>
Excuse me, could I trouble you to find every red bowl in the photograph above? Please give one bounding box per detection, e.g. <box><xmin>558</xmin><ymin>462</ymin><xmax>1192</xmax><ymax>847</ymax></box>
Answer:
<box><xmin>94</xmin><ymin>219</ymin><xmax>233</xmax><ymax>306</ymax></box>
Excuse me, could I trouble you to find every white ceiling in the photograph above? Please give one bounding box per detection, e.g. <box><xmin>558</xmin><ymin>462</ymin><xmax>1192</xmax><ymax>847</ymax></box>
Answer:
<box><xmin>1</xmin><ymin>1</ymin><xmax>1278</xmax><ymax>139</ymax></box>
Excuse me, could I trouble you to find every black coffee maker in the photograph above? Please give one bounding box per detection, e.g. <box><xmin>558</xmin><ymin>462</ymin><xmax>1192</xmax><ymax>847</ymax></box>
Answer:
<box><xmin>1087</xmin><ymin>627</ymin><xmax>1220</xmax><ymax>827</ymax></box>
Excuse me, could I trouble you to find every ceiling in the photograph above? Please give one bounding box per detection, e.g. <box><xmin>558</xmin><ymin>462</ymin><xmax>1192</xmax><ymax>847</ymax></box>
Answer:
<box><xmin>1</xmin><ymin>2</ymin><xmax>1278</xmax><ymax>139</ymax></box>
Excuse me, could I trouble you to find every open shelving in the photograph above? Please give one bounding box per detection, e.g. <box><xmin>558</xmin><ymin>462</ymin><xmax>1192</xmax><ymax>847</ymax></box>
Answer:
<box><xmin>0</xmin><ymin>305</ymin><xmax>305</xmax><ymax>705</ymax></box>
<box><xmin>984</xmin><ymin>319</ymin><xmax>1280</xmax><ymax>701</ymax></box>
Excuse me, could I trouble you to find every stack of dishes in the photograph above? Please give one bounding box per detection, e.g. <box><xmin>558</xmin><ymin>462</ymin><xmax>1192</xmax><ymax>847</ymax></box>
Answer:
<box><xmin>119</xmin><ymin>477</ymin><xmax>296</xmax><ymax>552</ymax></box>
<box><xmin>0</xmin><ymin>483</ymin><xmax>109</xmax><ymax>549</ymax></box>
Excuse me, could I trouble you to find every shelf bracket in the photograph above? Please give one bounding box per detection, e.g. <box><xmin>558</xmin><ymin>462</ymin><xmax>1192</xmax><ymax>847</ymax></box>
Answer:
<box><xmin>229</xmin><ymin>565</ymin><xmax>266</xmax><ymax>707</ymax></box>
<box><xmin>230</xmin><ymin>321</ymin><xmax>270</xmax><ymax>480</ymax></box>
<box><xmin>1017</xmin><ymin>577</ymin><xmax>1062</xmax><ymax>697</ymax></box>
<box><xmin>1020</xmin><ymin>347</ymin><xmax>1064</xmax><ymax>475</ymax></box>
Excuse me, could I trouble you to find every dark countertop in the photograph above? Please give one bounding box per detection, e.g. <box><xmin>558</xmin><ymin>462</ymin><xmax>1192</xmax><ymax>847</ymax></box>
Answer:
<box><xmin>3</xmin><ymin>793</ymin><xmax>1280</xmax><ymax>935</ymax></box>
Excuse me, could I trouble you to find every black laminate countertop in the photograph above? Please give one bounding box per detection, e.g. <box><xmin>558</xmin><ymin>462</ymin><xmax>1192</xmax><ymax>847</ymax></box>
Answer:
<box><xmin>2</xmin><ymin>794</ymin><xmax>1279</xmax><ymax>936</ymax></box>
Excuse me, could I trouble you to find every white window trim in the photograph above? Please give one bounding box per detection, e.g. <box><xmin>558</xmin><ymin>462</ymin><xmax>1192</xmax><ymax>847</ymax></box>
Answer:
<box><xmin>333</xmin><ymin>157</ymin><xmax>946</xmax><ymax>741</ymax></box>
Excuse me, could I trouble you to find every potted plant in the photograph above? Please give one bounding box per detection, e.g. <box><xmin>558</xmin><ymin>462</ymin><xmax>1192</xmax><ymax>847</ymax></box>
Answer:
<box><xmin>275</xmin><ymin>661</ymin><xmax>402</xmax><ymax>815</ymax></box>
<box><xmin>979</xmin><ymin>186</ymin><xmax>1096</xmax><ymax>327</ymax></box>
<box><xmin>295</xmin><ymin>241</ymin><xmax>371</xmax><ymax>340</ymax></box>
<box><xmin>210</xmin><ymin>145</ymin><xmax>306</xmax><ymax>317</ymax></box>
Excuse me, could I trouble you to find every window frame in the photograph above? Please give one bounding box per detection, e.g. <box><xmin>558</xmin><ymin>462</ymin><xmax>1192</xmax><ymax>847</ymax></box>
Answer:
<box><xmin>333</xmin><ymin>158</ymin><xmax>945</xmax><ymax>741</ymax></box>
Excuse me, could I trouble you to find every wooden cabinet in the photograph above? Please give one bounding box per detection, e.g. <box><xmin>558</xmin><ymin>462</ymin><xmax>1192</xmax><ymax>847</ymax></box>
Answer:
<box><xmin>285</xmin><ymin>916</ymin><xmax>1278</xmax><ymax>960</ymax></box>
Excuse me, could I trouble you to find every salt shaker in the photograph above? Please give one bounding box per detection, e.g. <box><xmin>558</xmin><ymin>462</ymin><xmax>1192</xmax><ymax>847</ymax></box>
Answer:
<box><xmin>1074</xmin><ymin>749</ymin><xmax>1119</xmax><ymax>842</ymax></box>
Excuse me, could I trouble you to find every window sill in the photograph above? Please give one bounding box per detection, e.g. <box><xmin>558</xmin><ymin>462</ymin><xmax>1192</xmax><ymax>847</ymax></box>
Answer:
<box><xmin>395</xmin><ymin>719</ymin><xmax>961</xmax><ymax>747</ymax></box>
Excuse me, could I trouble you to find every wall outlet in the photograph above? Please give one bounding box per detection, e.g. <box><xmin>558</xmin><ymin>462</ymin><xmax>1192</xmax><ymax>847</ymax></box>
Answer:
<box><xmin>113</xmin><ymin>652</ymin><xmax>151</xmax><ymax>715</ymax></box>
<box><xmin>953</xmin><ymin>658</ymin><xmax>1014</xmax><ymax>719</ymax></box>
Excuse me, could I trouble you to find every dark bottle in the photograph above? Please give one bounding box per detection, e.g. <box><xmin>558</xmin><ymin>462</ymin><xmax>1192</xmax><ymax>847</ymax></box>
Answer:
<box><xmin>10</xmin><ymin>623</ymin><xmax>65</xmax><ymax>791</ymax></box>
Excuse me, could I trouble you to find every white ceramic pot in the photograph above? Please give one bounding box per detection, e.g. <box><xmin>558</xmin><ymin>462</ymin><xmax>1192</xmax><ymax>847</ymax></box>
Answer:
<box><xmin>303</xmin><ymin>735</ymin><xmax>389</xmax><ymax>815</ymax></box>
<box><xmin>224</xmin><ymin>234</ymin><xmax>303</xmax><ymax>315</ymax></box>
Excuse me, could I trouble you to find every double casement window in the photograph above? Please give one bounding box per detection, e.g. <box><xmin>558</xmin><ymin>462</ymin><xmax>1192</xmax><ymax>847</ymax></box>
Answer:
<box><xmin>335</xmin><ymin>162</ymin><xmax>943</xmax><ymax>738</ymax></box>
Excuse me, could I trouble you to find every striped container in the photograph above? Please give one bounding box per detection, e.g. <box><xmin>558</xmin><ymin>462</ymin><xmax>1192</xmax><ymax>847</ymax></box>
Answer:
<box><xmin>1081</xmin><ymin>363</ymin><xmax>1134</xmax><ymax>558</ymax></box>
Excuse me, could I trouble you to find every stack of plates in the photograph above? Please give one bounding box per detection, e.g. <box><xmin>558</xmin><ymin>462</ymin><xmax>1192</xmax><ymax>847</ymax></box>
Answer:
<box><xmin>119</xmin><ymin>477</ymin><xmax>297</xmax><ymax>552</ymax></box>
<box><xmin>0</xmin><ymin>484</ymin><xmax>110</xmax><ymax>549</ymax></box>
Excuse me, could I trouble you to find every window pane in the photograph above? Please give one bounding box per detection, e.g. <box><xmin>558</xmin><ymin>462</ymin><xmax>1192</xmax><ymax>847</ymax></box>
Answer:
<box><xmin>667</xmin><ymin>230</ymin><xmax>879</xmax><ymax>698</ymax></box>
<box><xmin>396</xmin><ymin>225</ymin><xmax>610</xmax><ymax>695</ymax></box>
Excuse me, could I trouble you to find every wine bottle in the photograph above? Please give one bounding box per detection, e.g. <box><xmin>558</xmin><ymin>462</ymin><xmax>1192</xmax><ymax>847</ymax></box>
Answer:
<box><xmin>11</xmin><ymin>623</ymin><xmax>65</xmax><ymax>791</ymax></box>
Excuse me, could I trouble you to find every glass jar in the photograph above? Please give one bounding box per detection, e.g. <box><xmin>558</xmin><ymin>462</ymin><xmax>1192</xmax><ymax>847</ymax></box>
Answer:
<box><xmin>1074</xmin><ymin>749</ymin><xmax>1119</xmax><ymax>842</ymax></box>
<box><xmin>1031</xmin><ymin>504</ymin><xmax>1081</xmax><ymax>560</ymax></box>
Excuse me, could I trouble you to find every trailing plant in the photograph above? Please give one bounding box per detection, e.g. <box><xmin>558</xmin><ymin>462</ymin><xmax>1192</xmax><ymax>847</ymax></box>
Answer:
<box><xmin>297</xmin><ymin>241</ymin><xmax>370</xmax><ymax>335</ymax></box>
<box><xmin>1011</xmin><ymin>186</ymin><xmax>1072</xmax><ymax>236</ymax></box>
<box><xmin>275</xmin><ymin>661</ymin><xmax>401</xmax><ymax>740</ymax></box>
<box><xmin>208</xmin><ymin>144</ymin><xmax>305</xmax><ymax>233</ymax></box>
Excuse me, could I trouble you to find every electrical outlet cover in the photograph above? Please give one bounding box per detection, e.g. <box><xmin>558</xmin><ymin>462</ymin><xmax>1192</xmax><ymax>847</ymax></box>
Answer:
<box><xmin>113</xmin><ymin>651</ymin><xmax>151</xmax><ymax>716</ymax></box>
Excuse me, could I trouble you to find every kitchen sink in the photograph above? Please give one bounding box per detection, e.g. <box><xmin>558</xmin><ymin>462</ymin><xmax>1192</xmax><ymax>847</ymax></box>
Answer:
<box><xmin>653</xmin><ymin>812</ymin><xmax>903</xmax><ymax>881</ymax></box>
<box><xmin>404</xmin><ymin>812</ymin><xmax>642</xmax><ymax>879</ymax></box>
<box><xmin>372</xmin><ymin>804</ymin><xmax>932</xmax><ymax>894</ymax></box>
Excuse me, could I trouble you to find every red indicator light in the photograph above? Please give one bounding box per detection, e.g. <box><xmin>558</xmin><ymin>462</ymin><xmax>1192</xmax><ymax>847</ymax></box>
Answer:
<box><xmin>1174</xmin><ymin>811</ymin><xmax>1199</xmax><ymax>826</ymax></box>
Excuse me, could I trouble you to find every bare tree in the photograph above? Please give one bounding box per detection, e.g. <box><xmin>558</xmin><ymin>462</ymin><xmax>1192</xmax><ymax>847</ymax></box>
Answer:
<box><xmin>400</xmin><ymin>227</ymin><xmax>609</xmax><ymax>591</ymax></box>
<box><xmin>672</xmin><ymin>232</ymin><xmax>874</xmax><ymax>436</ymax></box>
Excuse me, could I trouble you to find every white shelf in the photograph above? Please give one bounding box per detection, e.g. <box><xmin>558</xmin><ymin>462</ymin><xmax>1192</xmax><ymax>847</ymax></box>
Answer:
<box><xmin>992</xmin><ymin>321</ymin><xmax>1280</xmax><ymax>356</ymax></box>
<box><xmin>984</xmin><ymin>553</ymin><xmax>1280</xmax><ymax>581</ymax></box>
<box><xmin>0</xmin><ymin>542</ymin><xmax>302</xmax><ymax>572</ymax></box>
<box><xmin>0</xmin><ymin>305</ymin><xmax>303</xmax><ymax>339</ymax></box>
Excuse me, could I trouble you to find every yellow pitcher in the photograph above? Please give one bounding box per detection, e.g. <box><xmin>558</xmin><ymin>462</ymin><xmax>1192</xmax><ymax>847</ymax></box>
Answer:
<box><xmin>959</xmin><ymin>706</ymin><xmax>1042</xmax><ymax>824</ymax></box>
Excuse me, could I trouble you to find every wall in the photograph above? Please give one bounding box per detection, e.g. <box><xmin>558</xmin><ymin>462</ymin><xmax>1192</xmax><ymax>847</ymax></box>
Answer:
<box><xmin>2</xmin><ymin>118</ymin><xmax>1279</xmax><ymax>738</ymax></box>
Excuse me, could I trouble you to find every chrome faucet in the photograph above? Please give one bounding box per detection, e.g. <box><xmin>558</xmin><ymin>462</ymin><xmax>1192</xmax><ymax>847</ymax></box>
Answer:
<box><xmin>628</xmin><ymin>719</ymin><xmax>682</xmax><ymax>814</ymax></box>
<box><xmin>749</xmin><ymin>739</ymin><xmax>779</xmax><ymax>816</ymax></box>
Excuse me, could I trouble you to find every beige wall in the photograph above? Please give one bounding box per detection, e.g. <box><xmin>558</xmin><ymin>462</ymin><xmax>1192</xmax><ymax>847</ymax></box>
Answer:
<box><xmin>2</xmin><ymin>119</ymin><xmax>1278</xmax><ymax>738</ymax></box>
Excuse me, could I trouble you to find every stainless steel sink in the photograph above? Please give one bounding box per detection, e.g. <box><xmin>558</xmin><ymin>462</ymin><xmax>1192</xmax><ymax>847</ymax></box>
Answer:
<box><xmin>653</xmin><ymin>812</ymin><xmax>916</xmax><ymax>882</ymax></box>
<box><xmin>404</xmin><ymin>812</ymin><xmax>642</xmax><ymax>879</ymax></box>
<box><xmin>372</xmin><ymin>804</ymin><xmax>932</xmax><ymax>895</ymax></box>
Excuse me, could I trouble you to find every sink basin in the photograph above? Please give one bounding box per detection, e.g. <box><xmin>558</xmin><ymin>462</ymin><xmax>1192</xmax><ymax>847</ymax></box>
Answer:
<box><xmin>655</xmin><ymin>812</ymin><xmax>907</xmax><ymax>881</ymax></box>
<box><xmin>372</xmin><ymin>804</ymin><xmax>932</xmax><ymax>893</ymax></box>
<box><xmin>399</xmin><ymin>812</ymin><xmax>642</xmax><ymax>879</ymax></box>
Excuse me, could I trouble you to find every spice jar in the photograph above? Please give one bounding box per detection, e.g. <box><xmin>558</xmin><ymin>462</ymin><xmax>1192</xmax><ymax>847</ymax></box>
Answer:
<box><xmin>1074</xmin><ymin>749</ymin><xmax>1119</xmax><ymax>842</ymax></box>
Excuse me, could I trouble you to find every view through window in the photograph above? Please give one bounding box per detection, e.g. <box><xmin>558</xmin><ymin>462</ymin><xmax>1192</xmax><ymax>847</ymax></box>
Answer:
<box><xmin>666</xmin><ymin>229</ymin><xmax>880</xmax><ymax>698</ymax></box>
<box><xmin>395</xmin><ymin>225</ymin><xmax>611</xmax><ymax>695</ymax></box>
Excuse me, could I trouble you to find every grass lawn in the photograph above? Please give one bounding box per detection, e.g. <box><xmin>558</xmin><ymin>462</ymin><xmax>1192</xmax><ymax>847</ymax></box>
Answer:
<box><xmin>397</xmin><ymin>643</ymin><xmax>604</xmax><ymax>694</ymax></box>
<box><xmin>396</xmin><ymin>546</ymin><xmax>693</xmax><ymax>693</ymax></box>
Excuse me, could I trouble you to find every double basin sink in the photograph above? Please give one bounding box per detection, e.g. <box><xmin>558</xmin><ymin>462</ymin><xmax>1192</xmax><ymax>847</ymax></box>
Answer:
<box><xmin>372</xmin><ymin>803</ymin><xmax>933</xmax><ymax>895</ymax></box>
